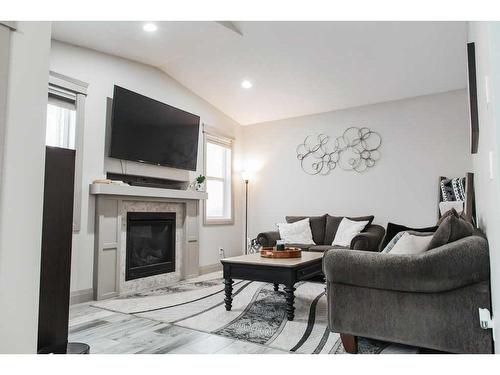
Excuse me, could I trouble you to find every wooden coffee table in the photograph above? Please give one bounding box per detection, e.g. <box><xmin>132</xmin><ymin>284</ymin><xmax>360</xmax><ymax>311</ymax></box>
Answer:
<box><xmin>220</xmin><ymin>252</ymin><xmax>324</xmax><ymax>321</ymax></box>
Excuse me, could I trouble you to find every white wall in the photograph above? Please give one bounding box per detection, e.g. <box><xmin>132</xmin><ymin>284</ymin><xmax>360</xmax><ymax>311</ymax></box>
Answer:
<box><xmin>468</xmin><ymin>21</ymin><xmax>500</xmax><ymax>352</ymax></box>
<box><xmin>0</xmin><ymin>22</ymin><xmax>52</xmax><ymax>353</ymax></box>
<box><xmin>242</xmin><ymin>90</ymin><xmax>472</xmax><ymax>238</ymax></box>
<box><xmin>49</xmin><ymin>41</ymin><xmax>244</xmax><ymax>295</ymax></box>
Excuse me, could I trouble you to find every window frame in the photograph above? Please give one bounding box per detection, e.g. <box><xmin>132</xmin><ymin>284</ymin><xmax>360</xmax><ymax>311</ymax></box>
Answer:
<box><xmin>203</xmin><ymin>130</ymin><xmax>234</xmax><ymax>226</ymax></box>
<box><xmin>48</xmin><ymin>71</ymin><xmax>88</xmax><ymax>232</ymax></box>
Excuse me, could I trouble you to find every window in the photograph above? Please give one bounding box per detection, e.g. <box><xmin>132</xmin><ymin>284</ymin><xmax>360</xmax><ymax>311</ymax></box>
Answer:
<box><xmin>46</xmin><ymin>72</ymin><xmax>88</xmax><ymax>231</ymax></box>
<box><xmin>204</xmin><ymin>133</ymin><xmax>233</xmax><ymax>224</ymax></box>
<box><xmin>46</xmin><ymin>95</ymin><xmax>76</xmax><ymax>149</ymax></box>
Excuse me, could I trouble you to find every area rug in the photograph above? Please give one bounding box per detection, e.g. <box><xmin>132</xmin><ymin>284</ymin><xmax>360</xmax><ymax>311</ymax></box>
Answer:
<box><xmin>91</xmin><ymin>274</ymin><xmax>397</xmax><ymax>354</ymax></box>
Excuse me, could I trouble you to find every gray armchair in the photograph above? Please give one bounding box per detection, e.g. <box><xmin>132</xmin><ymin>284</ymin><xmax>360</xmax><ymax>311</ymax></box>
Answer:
<box><xmin>323</xmin><ymin>233</ymin><xmax>493</xmax><ymax>353</ymax></box>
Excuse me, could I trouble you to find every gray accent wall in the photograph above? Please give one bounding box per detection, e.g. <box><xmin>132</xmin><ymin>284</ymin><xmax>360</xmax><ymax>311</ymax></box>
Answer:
<box><xmin>242</xmin><ymin>90</ymin><xmax>472</xmax><ymax>237</ymax></box>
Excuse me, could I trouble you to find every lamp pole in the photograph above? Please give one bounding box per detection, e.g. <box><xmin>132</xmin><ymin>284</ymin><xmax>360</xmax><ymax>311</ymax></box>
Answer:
<box><xmin>244</xmin><ymin>178</ymin><xmax>249</xmax><ymax>254</ymax></box>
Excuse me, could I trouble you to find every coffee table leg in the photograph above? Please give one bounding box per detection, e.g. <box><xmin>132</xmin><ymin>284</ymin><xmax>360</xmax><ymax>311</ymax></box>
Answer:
<box><xmin>273</xmin><ymin>283</ymin><xmax>279</xmax><ymax>292</ymax></box>
<box><xmin>224</xmin><ymin>278</ymin><xmax>233</xmax><ymax>311</ymax></box>
<box><xmin>284</xmin><ymin>285</ymin><xmax>296</xmax><ymax>321</ymax></box>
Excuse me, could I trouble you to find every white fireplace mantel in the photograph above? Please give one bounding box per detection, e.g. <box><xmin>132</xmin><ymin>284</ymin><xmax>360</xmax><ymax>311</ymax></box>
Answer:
<box><xmin>90</xmin><ymin>183</ymin><xmax>208</xmax><ymax>200</ymax></box>
<box><xmin>90</xmin><ymin>183</ymin><xmax>207</xmax><ymax>300</ymax></box>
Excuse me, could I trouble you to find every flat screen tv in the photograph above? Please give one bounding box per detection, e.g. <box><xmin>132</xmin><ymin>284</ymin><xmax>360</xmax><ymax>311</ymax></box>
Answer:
<box><xmin>110</xmin><ymin>85</ymin><xmax>200</xmax><ymax>171</ymax></box>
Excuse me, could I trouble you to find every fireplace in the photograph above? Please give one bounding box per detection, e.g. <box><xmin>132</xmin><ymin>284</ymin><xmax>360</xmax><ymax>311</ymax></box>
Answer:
<box><xmin>125</xmin><ymin>212</ymin><xmax>176</xmax><ymax>281</ymax></box>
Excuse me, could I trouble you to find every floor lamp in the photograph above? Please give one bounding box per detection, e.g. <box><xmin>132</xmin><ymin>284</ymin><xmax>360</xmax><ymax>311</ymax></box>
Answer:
<box><xmin>242</xmin><ymin>171</ymin><xmax>250</xmax><ymax>254</ymax></box>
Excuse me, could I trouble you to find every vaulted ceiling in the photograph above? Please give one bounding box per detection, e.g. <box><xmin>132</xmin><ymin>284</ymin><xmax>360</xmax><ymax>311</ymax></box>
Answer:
<box><xmin>52</xmin><ymin>21</ymin><xmax>468</xmax><ymax>125</ymax></box>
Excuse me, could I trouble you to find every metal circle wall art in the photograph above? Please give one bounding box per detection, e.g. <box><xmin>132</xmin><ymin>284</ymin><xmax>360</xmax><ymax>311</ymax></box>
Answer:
<box><xmin>296</xmin><ymin>127</ymin><xmax>382</xmax><ymax>175</ymax></box>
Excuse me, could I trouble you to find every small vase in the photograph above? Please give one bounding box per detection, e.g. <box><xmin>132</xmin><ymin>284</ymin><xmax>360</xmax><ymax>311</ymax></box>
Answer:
<box><xmin>195</xmin><ymin>183</ymin><xmax>204</xmax><ymax>192</ymax></box>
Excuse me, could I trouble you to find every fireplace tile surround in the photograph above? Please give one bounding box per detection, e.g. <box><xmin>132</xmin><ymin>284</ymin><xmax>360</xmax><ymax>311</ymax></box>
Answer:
<box><xmin>120</xmin><ymin>201</ymin><xmax>183</xmax><ymax>294</ymax></box>
<box><xmin>91</xmin><ymin>183</ymin><xmax>207</xmax><ymax>300</ymax></box>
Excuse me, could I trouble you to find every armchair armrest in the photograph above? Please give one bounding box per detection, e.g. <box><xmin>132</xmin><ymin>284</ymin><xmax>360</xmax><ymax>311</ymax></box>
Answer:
<box><xmin>323</xmin><ymin>235</ymin><xmax>489</xmax><ymax>293</ymax></box>
<box><xmin>256</xmin><ymin>231</ymin><xmax>280</xmax><ymax>247</ymax></box>
<box><xmin>350</xmin><ymin>224</ymin><xmax>385</xmax><ymax>251</ymax></box>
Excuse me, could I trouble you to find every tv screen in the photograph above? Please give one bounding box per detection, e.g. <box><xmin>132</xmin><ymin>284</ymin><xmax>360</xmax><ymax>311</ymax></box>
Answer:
<box><xmin>110</xmin><ymin>86</ymin><xmax>200</xmax><ymax>171</ymax></box>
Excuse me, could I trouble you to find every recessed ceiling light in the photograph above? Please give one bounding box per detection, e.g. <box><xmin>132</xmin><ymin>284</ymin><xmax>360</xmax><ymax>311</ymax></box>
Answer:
<box><xmin>143</xmin><ymin>23</ymin><xmax>157</xmax><ymax>32</ymax></box>
<box><xmin>241</xmin><ymin>80</ymin><xmax>253</xmax><ymax>89</ymax></box>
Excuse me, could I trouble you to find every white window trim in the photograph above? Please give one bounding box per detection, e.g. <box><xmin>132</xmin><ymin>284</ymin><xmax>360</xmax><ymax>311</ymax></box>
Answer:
<box><xmin>203</xmin><ymin>128</ymin><xmax>234</xmax><ymax>226</ymax></box>
<box><xmin>48</xmin><ymin>71</ymin><xmax>88</xmax><ymax>232</ymax></box>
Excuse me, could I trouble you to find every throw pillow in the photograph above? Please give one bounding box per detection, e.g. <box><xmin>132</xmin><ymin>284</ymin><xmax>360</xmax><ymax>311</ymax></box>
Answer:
<box><xmin>286</xmin><ymin>215</ymin><xmax>326</xmax><ymax>245</ymax></box>
<box><xmin>381</xmin><ymin>231</ymin><xmax>405</xmax><ymax>253</ymax></box>
<box><xmin>436</xmin><ymin>207</ymin><xmax>459</xmax><ymax>226</ymax></box>
<box><xmin>324</xmin><ymin>214</ymin><xmax>374</xmax><ymax>245</ymax></box>
<box><xmin>440</xmin><ymin>177</ymin><xmax>466</xmax><ymax>202</ymax></box>
<box><xmin>427</xmin><ymin>215</ymin><xmax>474</xmax><ymax>250</ymax></box>
<box><xmin>437</xmin><ymin>207</ymin><xmax>469</xmax><ymax>226</ymax></box>
<box><xmin>381</xmin><ymin>222</ymin><xmax>438</xmax><ymax>249</ymax></box>
<box><xmin>277</xmin><ymin>218</ymin><xmax>315</xmax><ymax>245</ymax></box>
<box><xmin>438</xmin><ymin>201</ymin><xmax>464</xmax><ymax>217</ymax></box>
<box><xmin>332</xmin><ymin>218</ymin><xmax>370</xmax><ymax>247</ymax></box>
<box><xmin>388</xmin><ymin>231</ymin><xmax>434</xmax><ymax>255</ymax></box>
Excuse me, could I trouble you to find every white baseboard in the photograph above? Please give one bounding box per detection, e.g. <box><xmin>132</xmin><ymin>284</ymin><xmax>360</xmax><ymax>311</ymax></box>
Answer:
<box><xmin>70</xmin><ymin>288</ymin><xmax>94</xmax><ymax>305</ymax></box>
<box><xmin>199</xmin><ymin>263</ymin><xmax>222</xmax><ymax>275</ymax></box>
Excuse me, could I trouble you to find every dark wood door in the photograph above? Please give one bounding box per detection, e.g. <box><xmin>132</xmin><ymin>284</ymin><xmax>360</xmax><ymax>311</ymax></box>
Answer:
<box><xmin>37</xmin><ymin>146</ymin><xmax>76</xmax><ymax>353</ymax></box>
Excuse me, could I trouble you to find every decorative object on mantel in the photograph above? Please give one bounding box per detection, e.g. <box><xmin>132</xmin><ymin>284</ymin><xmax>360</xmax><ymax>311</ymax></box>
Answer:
<box><xmin>296</xmin><ymin>127</ymin><xmax>382</xmax><ymax>175</ymax></box>
<box><xmin>189</xmin><ymin>175</ymin><xmax>206</xmax><ymax>191</ymax></box>
<box><xmin>92</xmin><ymin>178</ymin><xmax>129</xmax><ymax>186</ymax></box>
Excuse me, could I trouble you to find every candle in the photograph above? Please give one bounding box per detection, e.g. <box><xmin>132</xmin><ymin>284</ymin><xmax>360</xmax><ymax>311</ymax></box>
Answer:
<box><xmin>276</xmin><ymin>240</ymin><xmax>285</xmax><ymax>251</ymax></box>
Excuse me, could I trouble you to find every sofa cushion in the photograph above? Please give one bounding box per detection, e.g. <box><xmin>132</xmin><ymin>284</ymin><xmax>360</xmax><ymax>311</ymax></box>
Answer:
<box><xmin>286</xmin><ymin>214</ymin><xmax>327</xmax><ymax>245</ymax></box>
<box><xmin>381</xmin><ymin>222</ymin><xmax>438</xmax><ymax>249</ymax></box>
<box><xmin>309</xmin><ymin>245</ymin><xmax>347</xmax><ymax>252</ymax></box>
<box><xmin>324</xmin><ymin>214</ymin><xmax>374</xmax><ymax>245</ymax></box>
<box><xmin>427</xmin><ymin>215</ymin><xmax>473</xmax><ymax>250</ymax></box>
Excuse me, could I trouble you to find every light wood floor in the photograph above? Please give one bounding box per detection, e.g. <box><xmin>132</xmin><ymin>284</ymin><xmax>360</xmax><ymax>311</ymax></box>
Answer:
<box><xmin>69</xmin><ymin>303</ymin><xmax>289</xmax><ymax>354</ymax></box>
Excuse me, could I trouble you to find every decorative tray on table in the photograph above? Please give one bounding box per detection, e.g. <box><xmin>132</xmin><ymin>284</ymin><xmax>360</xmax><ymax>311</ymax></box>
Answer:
<box><xmin>260</xmin><ymin>247</ymin><xmax>302</xmax><ymax>258</ymax></box>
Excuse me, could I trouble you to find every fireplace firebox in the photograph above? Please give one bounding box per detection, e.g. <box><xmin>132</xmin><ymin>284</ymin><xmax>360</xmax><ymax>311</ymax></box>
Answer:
<box><xmin>126</xmin><ymin>212</ymin><xmax>176</xmax><ymax>281</ymax></box>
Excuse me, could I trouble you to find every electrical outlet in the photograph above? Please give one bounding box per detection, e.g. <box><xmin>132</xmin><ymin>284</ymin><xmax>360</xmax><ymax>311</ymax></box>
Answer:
<box><xmin>218</xmin><ymin>247</ymin><xmax>225</xmax><ymax>259</ymax></box>
<box><xmin>478</xmin><ymin>308</ymin><xmax>495</xmax><ymax>341</ymax></box>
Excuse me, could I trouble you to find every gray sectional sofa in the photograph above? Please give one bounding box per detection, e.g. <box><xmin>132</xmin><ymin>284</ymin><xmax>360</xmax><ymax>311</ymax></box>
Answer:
<box><xmin>256</xmin><ymin>214</ymin><xmax>385</xmax><ymax>252</ymax></box>
<box><xmin>323</xmin><ymin>228</ymin><xmax>493</xmax><ymax>353</ymax></box>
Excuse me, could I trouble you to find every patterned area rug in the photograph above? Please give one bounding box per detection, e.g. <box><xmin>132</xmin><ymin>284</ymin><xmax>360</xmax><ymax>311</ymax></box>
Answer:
<box><xmin>91</xmin><ymin>274</ymin><xmax>402</xmax><ymax>354</ymax></box>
